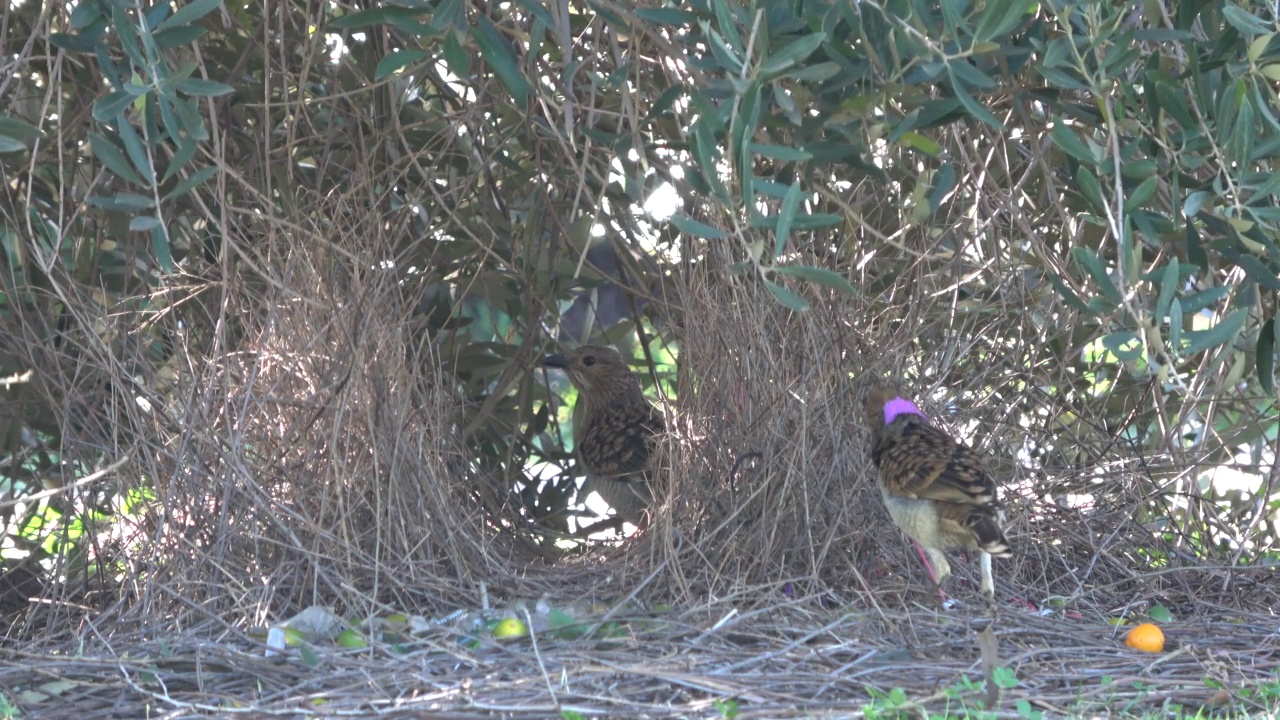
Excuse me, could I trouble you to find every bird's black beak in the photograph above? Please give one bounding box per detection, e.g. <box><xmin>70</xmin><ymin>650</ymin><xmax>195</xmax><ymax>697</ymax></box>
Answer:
<box><xmin>541</xmin><ymin>353</ymin><xmax>570</xmax><ymax>369</ymax></box>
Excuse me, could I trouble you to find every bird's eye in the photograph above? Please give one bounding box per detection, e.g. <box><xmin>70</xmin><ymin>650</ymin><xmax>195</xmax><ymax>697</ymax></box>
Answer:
<box><xmin>583</xmin><ymin>355</ymin><xmax>596</xmax><ymax>367</ymax></box>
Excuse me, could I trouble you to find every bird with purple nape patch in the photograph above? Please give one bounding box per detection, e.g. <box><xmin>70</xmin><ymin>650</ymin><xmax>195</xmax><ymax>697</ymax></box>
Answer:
<box><xmin>863</xmin><ymin>384</ymin><xmax>1012</xmax><ymax>604</ymax></box>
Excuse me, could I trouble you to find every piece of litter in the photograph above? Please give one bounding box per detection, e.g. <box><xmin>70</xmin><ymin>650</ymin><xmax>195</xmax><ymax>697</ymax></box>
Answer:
<box><xmin>266</xmin><ymin>627</ymin><xmax>287</xmax><ymax>656</ymax></box>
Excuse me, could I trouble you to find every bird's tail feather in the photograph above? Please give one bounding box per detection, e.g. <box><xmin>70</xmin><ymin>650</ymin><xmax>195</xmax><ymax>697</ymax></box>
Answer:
<box><xmin>968</xmin><ymin>510</ymin><xmax>1012</xmax><ymax>557</ymax></box>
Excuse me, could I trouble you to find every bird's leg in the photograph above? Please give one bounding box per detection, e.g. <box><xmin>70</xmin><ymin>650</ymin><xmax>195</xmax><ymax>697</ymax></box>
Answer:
<box><xmin>979</xmin><ymin>550</ymin><xmax>995</xmax><ymax>600</ymax></box>
<box><xmin>911</xmin><ymin>541</ymin><xmax>938</xmax><ymax>582</ymax></box>
<box><xmin>911</xmin><ymin>541</ymin><xmax>950</xmax><ymax>605</ymax></box>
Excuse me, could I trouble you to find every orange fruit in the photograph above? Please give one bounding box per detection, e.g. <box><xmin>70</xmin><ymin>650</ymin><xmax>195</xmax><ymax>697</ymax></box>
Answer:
<box><xmin>1125</xmin><ymin>622</ymin><xmax>1165</xmax><ymax>653</ymax></box>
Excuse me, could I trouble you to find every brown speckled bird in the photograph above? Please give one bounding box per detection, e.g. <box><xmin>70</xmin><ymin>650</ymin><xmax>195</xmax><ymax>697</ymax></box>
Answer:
<box><xmin>864</xmin><ymin>385</ymin><xmax>1012</xmax><ymax>600</ymax></box>
<box><xmin>542</xmin><ymin>345</ymin><xmax>664</xmax><ymax>526</ymax></box>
